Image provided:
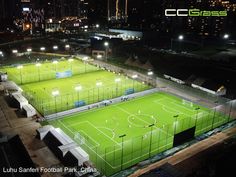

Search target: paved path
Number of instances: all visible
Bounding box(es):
[0,95,62,177]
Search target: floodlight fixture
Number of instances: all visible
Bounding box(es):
[35,63,41,67]
[52,60,58,64]
[53,45,58,50]
[75,85,82,91]
[147,71,153,76]
[17,65,23,69]
[223,34,229,39]
[52,90,60,96]
[12,49,18,54]
[178,35,184,40]
[115,78,121,83]
[40,47,45,51]
[132,74,138,79]
[27,48,32,52]
[68,58,74,62]
[96,81,103,87]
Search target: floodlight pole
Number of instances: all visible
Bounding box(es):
[116,81,119,96]
[84,61,87,73]
[37,66,40,81]
[97,87,100,101]
[54,96,57,113]
[195,107,200,127]
[148,124,155,158]
[228,101,233,123]
[36,64,41,81]
[119,134,126,170]
[211,101,218,129]
[104,42,109,61]
[17,66,23,84]
[20,69,23,84]
[173,115,179,135]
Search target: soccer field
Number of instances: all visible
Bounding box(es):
[49,91,228,176]
[21,70,149,115]
[0,58,151,115]
[0,59,99,84]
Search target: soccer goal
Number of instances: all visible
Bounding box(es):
[74,132,85,145]
[182,99,193,107]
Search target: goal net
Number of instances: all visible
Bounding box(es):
[182,99,193,107]
[74,132,85,145]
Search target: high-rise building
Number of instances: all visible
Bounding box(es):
[42,0,89,19]
[108,0,128,22]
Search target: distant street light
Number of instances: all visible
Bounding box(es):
[178,35,184,40]
[223,34,229,39]
[171,35,184,51]
[223,34,230,49]
[96,24,100,28]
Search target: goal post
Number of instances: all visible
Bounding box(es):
[182,99,193,107]
[74,132,85,145]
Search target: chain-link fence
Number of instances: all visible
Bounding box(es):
[22,79,149,115]
[54,97,235,177]
[3,58,99,85]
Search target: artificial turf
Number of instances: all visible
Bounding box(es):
[49,91,228,176]
[1,59,98,84]
[0,59,150,115]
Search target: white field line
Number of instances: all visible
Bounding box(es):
[68,121,120,146]
[153,100,190,117]
[114,105,172,137]
[57,120,119,169]
[58,120,100,147]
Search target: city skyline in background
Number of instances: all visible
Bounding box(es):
[0,0,235,38]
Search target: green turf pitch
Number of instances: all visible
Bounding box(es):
[49,92,228,176]
[0,59,150,115]
[0,59,98,84]
[21,70,150,115]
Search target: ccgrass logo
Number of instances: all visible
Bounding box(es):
[165,9,227,17]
